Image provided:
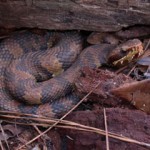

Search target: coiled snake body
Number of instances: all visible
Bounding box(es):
[0,30,138,118]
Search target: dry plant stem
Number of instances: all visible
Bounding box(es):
[144,39,150,52]
[33,125,50,147]
[33,125,48,141]
[127,65,136,76]
[0,140,4,150]
[0,112,149,141]
[1,112,150,148]
[104,108,110,150]
[115,66,128,74]
[0,121,10,150]
[17,82,101,150]
[33,125,42,135]
[0,36,9,39]
[3,118,150,148]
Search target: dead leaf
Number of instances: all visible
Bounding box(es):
[111,79,150,113]
[137,56,150,78]
[137,56,150,66]
[31,144,41,150]
[0,124,22,141]
[2,124,21,134]
[0,132,9,141]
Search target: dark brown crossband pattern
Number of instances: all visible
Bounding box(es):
[0,30,141,118]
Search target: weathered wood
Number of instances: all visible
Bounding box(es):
[0,0,150,31]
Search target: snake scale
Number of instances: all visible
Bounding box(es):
[0,30,141,118]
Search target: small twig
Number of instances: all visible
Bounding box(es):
[104,108,110,150]
[144,39,150,52]
[115,66,128,74]
[33,125,50,145]
[0,140,4,150]
[17,82,101,150]
[0,121,10,150]
[33,125,42,135]
[127,65,136,76]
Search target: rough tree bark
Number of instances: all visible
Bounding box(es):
[0,0,150,31]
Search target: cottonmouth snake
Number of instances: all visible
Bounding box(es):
[0,30,142,118]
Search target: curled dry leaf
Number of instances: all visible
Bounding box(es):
[111,79,150,113]
[0,124,22,141]
[87,32,119,45]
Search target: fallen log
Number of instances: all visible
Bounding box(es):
[0,0,150,31]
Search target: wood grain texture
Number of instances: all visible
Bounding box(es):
[0,0,150,31]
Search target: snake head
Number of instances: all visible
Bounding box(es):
[108,39,143,67]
